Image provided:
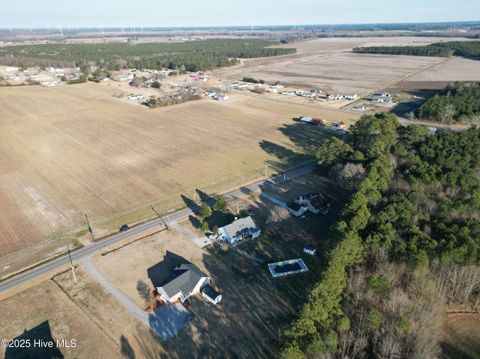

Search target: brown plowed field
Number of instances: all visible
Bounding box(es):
[0,83,357,266]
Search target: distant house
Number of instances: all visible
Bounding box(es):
[371,92,393,104]
[371,95,392,104]
[218,216,261,246]
[156,263,210,304]
[287,201,307,217]
[344,94,358,100]
[302,92,316,99]
[287,193,330,217]
[327,93,344,101]
[128,94,144,101]
[231,82,250,90]
[118,73,134,82]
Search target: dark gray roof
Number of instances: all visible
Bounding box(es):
[287,201,303,211]
[160,263,207,298]
[307,193,329,208]
[201,284,221,299]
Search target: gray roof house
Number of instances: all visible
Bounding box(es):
[157,263,210,304]
[218,216,261,246]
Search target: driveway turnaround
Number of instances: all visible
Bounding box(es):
[168,221,213,248]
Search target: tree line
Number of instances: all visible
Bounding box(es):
[280,113,480,358]
[353,41,480,59]
[0,39,296,72]
[415,82,480,123]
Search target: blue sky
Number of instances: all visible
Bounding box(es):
[2,0,479,28]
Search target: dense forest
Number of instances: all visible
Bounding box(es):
[415,82,480,123]
[281,113,480,358]
[353,41,480,58]
[0,39,295,72]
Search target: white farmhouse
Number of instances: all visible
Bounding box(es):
[218,216,261,246]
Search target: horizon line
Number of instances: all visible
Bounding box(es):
[1,19,480,31]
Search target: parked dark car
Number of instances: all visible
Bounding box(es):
[120,224,129,233]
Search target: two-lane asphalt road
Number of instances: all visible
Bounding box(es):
[0,162,314,293]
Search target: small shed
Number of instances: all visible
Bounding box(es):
[303,245,316,256]
[201,285,222,305]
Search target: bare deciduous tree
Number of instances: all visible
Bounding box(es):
[439,103,455,124]
[136,280,154,307]
[228,200,247,216]
[435,265,480,308]
[266,206,290,224]
[331,162,366,189]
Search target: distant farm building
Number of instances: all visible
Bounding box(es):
[299,116,326,126]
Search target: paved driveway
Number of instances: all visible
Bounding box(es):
[149,304,191,340]
[169,220,213,248]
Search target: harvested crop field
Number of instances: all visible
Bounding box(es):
[407,57,480,82]
[0,83,357,266]
[214,37,473,95]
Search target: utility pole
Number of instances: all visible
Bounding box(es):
[84,214,95,241]
[151,206,169,230]
[68,248,77,284]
